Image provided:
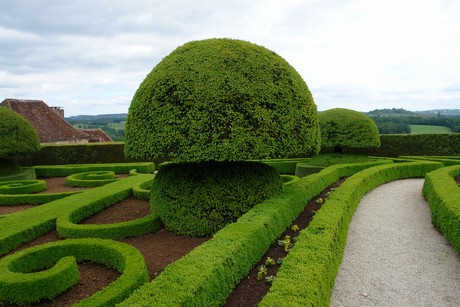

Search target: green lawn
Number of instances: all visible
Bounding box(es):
[409,125,454,134]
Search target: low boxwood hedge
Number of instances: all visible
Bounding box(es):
[33,162,155,178]
[119,161,389,306]
[0,180,47,194]
[0,175,154,256]
[66,171,117,187]
[259,160,442,306]
[423,165,460,254]
[0,238,148,305]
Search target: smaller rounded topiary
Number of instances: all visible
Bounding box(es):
[0,107,40,177]
[318,108,380,152]
[152,161,283,236]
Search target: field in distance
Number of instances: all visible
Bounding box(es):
[410,125,454,134]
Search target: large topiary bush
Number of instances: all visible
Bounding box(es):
[0,106,40,177]
[318,108,380,152]
[125,38,320,236]
[152,161,283,236]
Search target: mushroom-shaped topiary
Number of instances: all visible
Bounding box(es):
[318,108,380,152]
[0,106,41,178]
[125,38,320,236]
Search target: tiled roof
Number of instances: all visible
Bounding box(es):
[1,98,90,143]
[81,128,113,142]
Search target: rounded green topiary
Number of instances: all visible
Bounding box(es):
[318,108,380,152]
[0,107,40,176]
[152,161,283,236]
[124,38,320,162]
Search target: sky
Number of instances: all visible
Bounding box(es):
[1,0,459,116]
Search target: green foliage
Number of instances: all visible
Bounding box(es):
[0,238,148,305]
[34,162,154,177]
[260,158,310,174]
[349,134,460,156]
[0,180,46,194]
[423,165,460,254]
[119,162,383,306]
[319,108,380,151]
[152,161,283,236]
[125,38,320,162]
[306,153,376,167]
[19,142,144,166]
[0,175,154,256]
[260,160,442,307]
[0,106,40,162]
[66,171,117,187]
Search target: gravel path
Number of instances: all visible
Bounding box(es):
[330,179,460,307]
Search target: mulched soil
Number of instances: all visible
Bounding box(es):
[456,176,460,185]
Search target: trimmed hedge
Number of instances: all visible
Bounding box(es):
[423,165,460,254]
[0,167,36,182]
[0,175,154,256]
[319,108,380,151]
[125,38,320,162]
[66,171,117,187]
[119,161,388,306]
[0,106,40,162]
[34,162,155,177]
[0,238,148,305]
[261,158,310,175]
[0,180,46,194]
[19,142,144,166]
[400,155,460,166]
[152,161,283,236]
[259,160,442,307]
[0,191,81,206]
[342,134,460,156]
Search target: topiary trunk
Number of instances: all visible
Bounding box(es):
[151,161,283,236]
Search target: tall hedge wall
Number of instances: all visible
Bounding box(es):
[18,134,460,166]
[325,134,460,157]
[19,143,145,166]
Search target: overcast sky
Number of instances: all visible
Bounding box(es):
[1,0,459,116]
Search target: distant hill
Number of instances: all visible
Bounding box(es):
[367,108,460,117]
[66,113,127,123]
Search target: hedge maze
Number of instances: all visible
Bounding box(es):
[0,158,457,306]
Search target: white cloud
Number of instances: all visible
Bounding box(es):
[1,0,459,115]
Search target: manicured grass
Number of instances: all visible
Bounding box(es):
[409,125,454,134]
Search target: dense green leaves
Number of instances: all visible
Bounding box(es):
[151,161,283,236]
[0,106,40,161]
[125,38,320,162]
[318,108,380,152]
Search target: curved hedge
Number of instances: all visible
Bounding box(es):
[66,171,117,187]
[0,180,46,195]
[259,160,442,306]
[152,161,283,236]
[423,165,460,254]
[0,238,148,305]
[0,175,154,256]
[125,38,320,162]
[318,108,380,151]
[119,161,390,306]
[34,162,155,177]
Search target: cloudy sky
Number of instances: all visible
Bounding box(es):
[1,0,459,116]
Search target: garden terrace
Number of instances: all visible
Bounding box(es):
[0,157,458,305]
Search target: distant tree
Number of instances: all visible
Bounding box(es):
[125,38,320,236]
[319,108,380,152]
[0,106,40,176]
